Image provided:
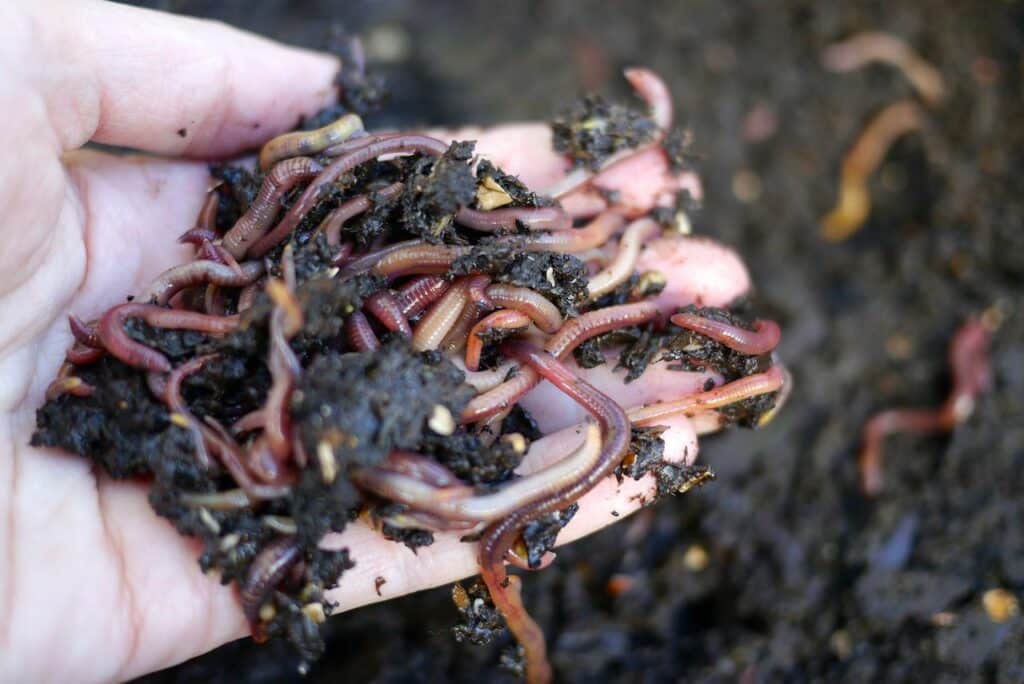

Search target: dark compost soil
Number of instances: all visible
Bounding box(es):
[133,1,1024,681]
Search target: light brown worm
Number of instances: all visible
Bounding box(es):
[525,211,625,253]
[412,278,471,351]
[821,99,922,242]
[258,113,365,170]
[629,364,786,426]
[587,218,661,299]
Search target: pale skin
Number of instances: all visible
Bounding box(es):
[0,2,753,681]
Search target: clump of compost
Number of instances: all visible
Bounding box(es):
[32,62,786,683]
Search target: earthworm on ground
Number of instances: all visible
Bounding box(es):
[820,99,922,242]
[823,31,947,107]
[858,318,992,495]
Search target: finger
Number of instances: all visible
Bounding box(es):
[432,123,702,210]
[24,0,339,155]
[561,147,702,218]
[521,361,718,434]
[518,232,751,433]
[436,123,571,190]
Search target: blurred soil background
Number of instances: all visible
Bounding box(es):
[131,1,1024,681]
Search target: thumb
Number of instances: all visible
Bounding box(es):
[20,0,340,157]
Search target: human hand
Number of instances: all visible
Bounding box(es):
[0,2,758,681]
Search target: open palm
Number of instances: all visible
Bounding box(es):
[0,2,755,682]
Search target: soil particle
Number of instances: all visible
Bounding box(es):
[210,163,261,229]
[291,339,474,472]
[501,405,543,442]
[399,141,477,242]
[551,93,657,169]
[616,425,668,482]
[126,319,211,362]
[420,430,523,485]
[452,580,506,646]
[379,516,435,551]
[451,242,589,315]
[31,357,194,479]
[661,127,698,174]
[473,159,556,209]
[520,504,579,569]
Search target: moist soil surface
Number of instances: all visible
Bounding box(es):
[133,2,1024,681]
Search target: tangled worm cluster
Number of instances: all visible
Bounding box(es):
[33,68,787,682]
